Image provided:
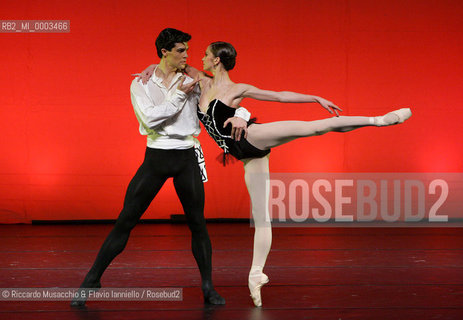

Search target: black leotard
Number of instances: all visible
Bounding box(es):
[197,99,270,163]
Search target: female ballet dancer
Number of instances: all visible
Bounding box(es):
[139,41,411,307]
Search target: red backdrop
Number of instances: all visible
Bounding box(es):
[1,0,462,223]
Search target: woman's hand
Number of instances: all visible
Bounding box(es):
[223,117,248,141]
[134,64,156,85]
[315,97,342,116]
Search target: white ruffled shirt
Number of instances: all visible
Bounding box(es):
[130,67,250,149]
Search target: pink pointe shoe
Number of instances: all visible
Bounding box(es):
[390,108,412,124]
[375,108,412,126]
[249,273,269,307]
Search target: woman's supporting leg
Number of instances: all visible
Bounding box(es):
[243,155,272,307]
[247,108,412,150]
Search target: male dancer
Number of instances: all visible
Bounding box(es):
[71,28,250,307]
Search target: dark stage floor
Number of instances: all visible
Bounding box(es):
[1,223,462,319]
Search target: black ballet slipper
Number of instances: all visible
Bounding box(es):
[70,281,101,308]
[203,288,226,305]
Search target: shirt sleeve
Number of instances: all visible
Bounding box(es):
[234,106,251,122]
[130,80,188,129]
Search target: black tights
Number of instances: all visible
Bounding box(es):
[82,147,213,290]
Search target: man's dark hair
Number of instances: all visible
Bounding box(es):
[209,41,237,71]
[155,28,191,58]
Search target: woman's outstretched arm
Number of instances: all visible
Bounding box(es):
[237,84,342,116]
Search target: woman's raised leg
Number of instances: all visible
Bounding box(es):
[247,108,411,150]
